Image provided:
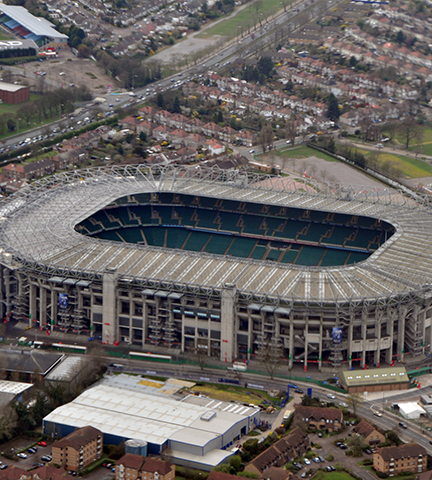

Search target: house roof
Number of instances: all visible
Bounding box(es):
[260,467,292,480]
[208,472,238,480]
[141,458,173,475]
[353,419,377,438]
[53,425,101,450]
[0,466,28,480]
[340,367,409,387]
[295,405,343,422]
[376,443,426,461]
[116,453,144,470]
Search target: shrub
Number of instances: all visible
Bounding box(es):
[326,454,334,462]
[345,450,353,456]
[363,458,373,466]
[376,472,388,478]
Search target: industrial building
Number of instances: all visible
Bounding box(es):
[2,165,432,370]
[0,83,29,104]
[339,367,410,393]
[43,374,261,470]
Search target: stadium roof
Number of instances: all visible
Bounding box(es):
[1,165,432,304]
[0,5,68,39]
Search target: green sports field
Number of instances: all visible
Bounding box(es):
[197,0,292,39]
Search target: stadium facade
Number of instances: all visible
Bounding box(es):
[0,165,431,370]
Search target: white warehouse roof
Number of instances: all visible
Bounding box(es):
[43,376,260,448]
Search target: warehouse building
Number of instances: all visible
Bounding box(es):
[43,375,260,470]
[339,367,410,393]
[0,83,29,104]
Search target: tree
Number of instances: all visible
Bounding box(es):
[347,434,366,457]
[258,123,274,153]
[256,338,283,379]
[172,96,181,114]
[347,392,364,415]
[257,56,274,77]
[398,116,423,149]
[326,93,340,122]
[157,92,164,108]
[285,118,297,146]
[195,345,207,370]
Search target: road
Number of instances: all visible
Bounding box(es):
[109,356,432,457]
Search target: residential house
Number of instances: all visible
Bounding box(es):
[176,146,197,162]
[51,426,103,472]
[219,126,237,142]
[205,139,225,155]
[152,125,172,142]
[373,444,426,476]
[202,122,221,137]
[119,116,140,132]
[294,406,343,432]
[52,148,89,170]
[353,420,385,446]
[115,454,174,480]
[235,130,256,147]
[245,427,309,476]
[3,159,55,181]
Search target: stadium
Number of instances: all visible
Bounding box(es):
[0,164,431,371]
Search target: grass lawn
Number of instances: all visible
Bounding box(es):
[360,149,432,178]
[313,471,357,480]
[197,0,293,39]
[0,95,37,115]
[190,384,273,405]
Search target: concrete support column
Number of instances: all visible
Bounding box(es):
[319,318,323,370]
[289,317,294,369]
[39,287,47,329]
[102,269,118,345]
[361,311,367,368]
[51,288,58,328]
[29,283,37,328]
[398,306,406,362]
[181,315,185,353]
[220,283,237,363]
[374,312,382,367]
[385,309,395,364]
[247,310,252,361]
[142,296,148,349]
[348,320,353,369]
[304,315,308,371]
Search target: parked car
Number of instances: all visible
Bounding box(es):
[41,455,52,462]
[304,459,311,465]
[38,441,47,447]
[313,458,320,463]
[0,465,8,470]
[318,432,323,438]
[319,456,325,463]
[27,448,36,454]
[340,444,348,450]
[17,453,27,459]
[339,402,348,408]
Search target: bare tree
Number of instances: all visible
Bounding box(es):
[257,338,283,379]
[285,118,297,146]
[398,116,423,150]
[195,345,208,370]
[347,392,364,415]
